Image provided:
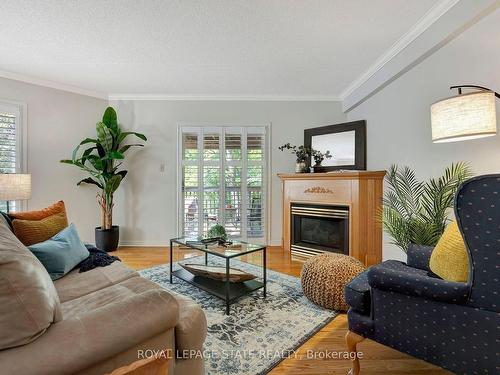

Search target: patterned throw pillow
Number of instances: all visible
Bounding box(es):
[12,211,68,246]
[429,221,469,282]
[8,200,66,220]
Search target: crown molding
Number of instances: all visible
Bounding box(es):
[108,94,342,102]
[0,70,342,102]
[0,70,108,99]
[339,0,460,101]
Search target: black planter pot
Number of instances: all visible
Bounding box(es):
[95,225,119,252]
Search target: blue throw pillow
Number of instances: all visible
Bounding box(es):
[28,223,90,280]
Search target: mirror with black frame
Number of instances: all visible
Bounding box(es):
[304,120,366,172]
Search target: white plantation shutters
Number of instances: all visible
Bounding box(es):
[0,103,23,211]
[179,126,267,243]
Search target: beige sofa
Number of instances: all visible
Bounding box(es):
[0,216,207,375]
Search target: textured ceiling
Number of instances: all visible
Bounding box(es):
[0,0,439,97]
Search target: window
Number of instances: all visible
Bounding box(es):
[0,102,24,211]
[179,126,267,242]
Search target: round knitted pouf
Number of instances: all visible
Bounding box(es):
[300,253,365,311]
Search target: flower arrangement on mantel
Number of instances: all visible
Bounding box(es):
[278,143,332,173]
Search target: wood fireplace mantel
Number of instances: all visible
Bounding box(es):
[278,171,386,265]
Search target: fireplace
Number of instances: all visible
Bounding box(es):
[279,172,385,265]
[291,203,349,257]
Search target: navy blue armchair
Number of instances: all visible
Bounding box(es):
[345,175,500,374]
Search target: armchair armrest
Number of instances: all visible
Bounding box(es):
[367,260,469,304]
[0,289,179,375]
[406,243,434,271]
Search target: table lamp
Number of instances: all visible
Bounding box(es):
[431,85,499,143]
[0,173,31,212]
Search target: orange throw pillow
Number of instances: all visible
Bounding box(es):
[12,212,69,246]
[9,201,66,221]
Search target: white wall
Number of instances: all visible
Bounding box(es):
[0,77,107,242]
[109,100,346,246]
[346,9,500,260]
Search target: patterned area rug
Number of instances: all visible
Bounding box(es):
[140,256,337,375]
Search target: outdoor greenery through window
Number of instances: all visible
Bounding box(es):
[0,103,21,211]
[180,126,267,242]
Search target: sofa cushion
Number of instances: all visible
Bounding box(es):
[61,275,207,353]
[28,223,90,280]
[61,276,166,318]
[345,268,371,315]
[54,261,138,303]
[0,215,62,350]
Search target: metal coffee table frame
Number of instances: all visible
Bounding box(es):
[169,237,267,315]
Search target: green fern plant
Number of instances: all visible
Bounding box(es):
[382,162,472,252]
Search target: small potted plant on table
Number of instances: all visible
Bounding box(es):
[61,107,147,251]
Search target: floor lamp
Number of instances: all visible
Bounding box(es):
[0,174,31,212]
[431,85,499,143]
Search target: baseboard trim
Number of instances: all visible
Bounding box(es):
[119,241,168,247]
[268,239,283,247]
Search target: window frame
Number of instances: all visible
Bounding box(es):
[176,123,270,244]
[0,99,28,211]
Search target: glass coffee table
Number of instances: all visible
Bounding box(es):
[169,237,266,315]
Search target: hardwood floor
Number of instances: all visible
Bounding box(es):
[115,246,450,375]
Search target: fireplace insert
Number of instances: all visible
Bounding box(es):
[290,203,349,257]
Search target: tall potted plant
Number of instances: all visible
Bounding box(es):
[381,162,472,252]
[61,107,147,251]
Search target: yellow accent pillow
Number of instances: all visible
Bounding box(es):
[429,221,469,282]
[12,211,68,246]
